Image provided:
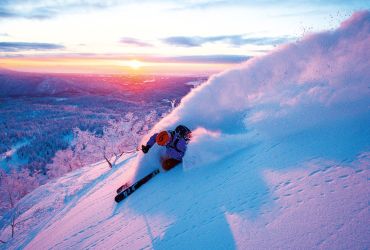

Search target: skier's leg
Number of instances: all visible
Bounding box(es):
[162,158,181,171]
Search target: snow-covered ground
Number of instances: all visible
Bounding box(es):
[0,132,368,249]
[1,11,369,249]
[0,141,29,171]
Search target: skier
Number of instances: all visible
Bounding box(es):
[115,125,191,202]
[141,125,191,171]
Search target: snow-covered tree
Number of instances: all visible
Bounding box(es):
[0,168,39,239]
[141,111,159,135]
[46,129,99,179]
[95,112,159,168]
[47,111,160,177]
[46,148,78,178]
[71,128,101,167]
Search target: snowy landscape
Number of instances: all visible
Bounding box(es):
[0,71,202,174]
[0,8,369,249]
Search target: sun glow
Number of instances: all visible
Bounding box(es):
[0,56,230,75]
[127,59,143,70]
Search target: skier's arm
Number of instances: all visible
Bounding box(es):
[146,133,158,147]
[142,133,158,153]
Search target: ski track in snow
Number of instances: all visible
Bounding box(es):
[1,141,368,250]
[231,155,369,249]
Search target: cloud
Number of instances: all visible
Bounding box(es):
[0,4,57,19]
[2,0,369,20]
[162,35,294,47]
[175,0,370,10]
[0,6,18,18]
[162,36,201,47]
[158,55,250,64]
[120,38,153,47]
[0,0,122,19]
[1,52,249,64]
[0,42,65,52]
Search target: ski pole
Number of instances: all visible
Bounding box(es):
[124,148,141,154]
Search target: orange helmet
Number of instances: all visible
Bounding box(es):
[156,131,171,146]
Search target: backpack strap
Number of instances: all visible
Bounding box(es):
[173,138,182,153]
[168,132,183,153]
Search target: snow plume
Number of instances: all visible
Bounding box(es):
[142,10,370,170]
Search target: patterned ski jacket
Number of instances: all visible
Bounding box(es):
[146,130,187,161]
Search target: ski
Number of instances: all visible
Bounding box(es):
[115,169,160,203]
[116,183,129,194]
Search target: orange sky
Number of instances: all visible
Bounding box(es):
[1,1,364,75]
[0,57,235,75]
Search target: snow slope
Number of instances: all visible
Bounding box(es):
[1,11,369,250]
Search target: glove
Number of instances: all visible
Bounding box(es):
[141,145,150,154]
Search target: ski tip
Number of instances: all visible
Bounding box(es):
[115,196,122,203]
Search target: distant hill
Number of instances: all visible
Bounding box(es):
[0,70,206,98]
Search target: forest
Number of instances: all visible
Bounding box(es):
[0,71,206,218]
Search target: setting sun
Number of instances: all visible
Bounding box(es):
[128,59,143,70]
